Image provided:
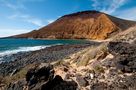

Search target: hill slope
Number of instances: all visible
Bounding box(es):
[13,11,136,40]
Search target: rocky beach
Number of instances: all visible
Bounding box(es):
[0,10,136,90]
[0,44,94,76]
[0,34,136,90]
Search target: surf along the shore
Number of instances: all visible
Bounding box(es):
[0,38,93,62]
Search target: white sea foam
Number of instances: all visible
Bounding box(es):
[0,45,50,57]
[0,43,62,63]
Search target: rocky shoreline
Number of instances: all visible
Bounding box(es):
[0,38,136,90]
[0,44,95,76]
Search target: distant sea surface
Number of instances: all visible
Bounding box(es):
[0,38,88,61]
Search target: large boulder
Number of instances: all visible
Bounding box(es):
[41,75,77,90]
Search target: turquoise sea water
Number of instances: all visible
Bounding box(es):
[0,38,88,57]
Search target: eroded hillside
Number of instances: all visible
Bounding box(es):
[13,11,136,40]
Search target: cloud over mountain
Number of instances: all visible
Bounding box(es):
[91,0,127,14]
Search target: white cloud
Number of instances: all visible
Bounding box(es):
[9,14,44,27]
[9,13,58,27]
[47,19,55,24]
[0,0,44,11]
[0,29,31,37]
[91,0,127,14]
[27,18,44,27]
[92,0,100,9]
[0,0,46,37]
[114,7,136,20]
[0,0,26,10]
[1,0,54,27]
[91,0,136,20]
[9,13,56,27]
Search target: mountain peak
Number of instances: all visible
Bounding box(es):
[62,10,101,17]
[13,11,136,40]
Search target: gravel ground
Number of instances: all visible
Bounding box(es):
[0,44,99,76]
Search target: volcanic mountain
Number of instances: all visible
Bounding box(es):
[13,11,136,40]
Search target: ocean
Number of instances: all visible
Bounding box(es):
[0,38,88,62]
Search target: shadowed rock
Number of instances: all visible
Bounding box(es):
[108,42,136,73]
[26,65,78,90]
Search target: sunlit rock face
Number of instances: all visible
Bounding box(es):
[13,10,136,40]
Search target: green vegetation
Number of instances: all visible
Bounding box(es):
[93,65,105,73]
[76,43,108,66]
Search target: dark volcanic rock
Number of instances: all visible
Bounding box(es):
[108,42,135,55]
[41,75,63,90]
[108,42,136,73]
[6,79,26,90]
[0,44,91,76]
[26,65,78,90]
[89,41,136,90]
[41,75,77,90]
[6,64,78,90]
[90,82,108,90]
[27,64,54,89]
[76,74,89,87]
[3,41,136,90]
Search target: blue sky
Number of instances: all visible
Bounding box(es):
[0,0,136,37]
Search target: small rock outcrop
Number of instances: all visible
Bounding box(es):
[6,64,78,90]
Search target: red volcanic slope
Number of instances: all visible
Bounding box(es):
[13,11,136,40]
